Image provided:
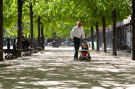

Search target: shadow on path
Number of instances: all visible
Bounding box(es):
[0,47,135,89]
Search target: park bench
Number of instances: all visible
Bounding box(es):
[33,48,38,53]
[22,47,41,55]
[3,49,22,59]
[22,48,31,56]
[22,47,35,56]
[35,47,42,51]
[3,38,22,59]
[30,48,35,53]
[21,38,34,56]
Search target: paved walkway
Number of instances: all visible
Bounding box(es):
[0,46,135,89]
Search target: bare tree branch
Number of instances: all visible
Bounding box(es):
[26,5,30,8]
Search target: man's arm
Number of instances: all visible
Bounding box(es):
[70,27,75,42]
[82,28,85,39]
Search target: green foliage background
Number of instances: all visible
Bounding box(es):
[3,0,132,39]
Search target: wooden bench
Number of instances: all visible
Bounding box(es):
[33,48,38,53]
[3,49,22,59]
[36,47,42,51]
[30,48,34,51]
[22,48,32,56]
[30,48,35,53]
[22,47,36,56]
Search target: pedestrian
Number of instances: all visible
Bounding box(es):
[70,21,85,60]
[3,35,6,46]
[22,36,31,50]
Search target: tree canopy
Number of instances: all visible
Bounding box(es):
[3,0,132,39]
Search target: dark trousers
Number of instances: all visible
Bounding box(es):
[73,37,80,59]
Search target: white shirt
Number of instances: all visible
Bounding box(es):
[70,26,85,39]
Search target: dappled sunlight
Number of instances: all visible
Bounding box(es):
[48,63,67,66]
[2,77,17,80]
[14,86,24,88]
[91,87,106,89]
[90,68,121,72]
[37,68,56,71]
[99,81,135,89]
[48,87,78,89]
[0,83,3,89]
[28,81,65,86]
[21,80,90,88]
[0,47,135,88]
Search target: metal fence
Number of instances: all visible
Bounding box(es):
[92,23,132,52]
[117,23,132,52]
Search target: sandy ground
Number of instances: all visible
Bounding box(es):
[0,46,135,89]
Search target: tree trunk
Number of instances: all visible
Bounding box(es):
[30,2,34,48]
[38,16,41,47]
[102,17,107,53]
[0,0,3,61]
[132,0,135,60]
[52,32,56,47]
[25,33,27,38]
[41,25,44,49]
[113,8,117,56]
[29,35,31,39]
[96,22,99,51]
[91,26,94,50]
[33,37,35,48]
[52,32,56,40]
[17,0,23,57]
[17,0,22,49]
[85,33,87,38]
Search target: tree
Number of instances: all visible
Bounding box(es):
[0,0,3,61]
[132,0,135,60]
[22,0,35,48]
[91,26,94,50]
[112,8,117,56]
[41,25,44,49]
[102,17,107,53]
[96,22,99,51]
[38,16,41,47]
[3,0,18,29]
[30,0,34,48]
[3,0,132,39]
[17,0,23,57]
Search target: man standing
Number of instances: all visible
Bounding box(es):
[70,21,85,60]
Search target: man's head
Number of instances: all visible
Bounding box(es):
[77,21,82,28]
[22,36,25,40]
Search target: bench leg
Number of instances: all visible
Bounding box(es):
[17,51,22,57]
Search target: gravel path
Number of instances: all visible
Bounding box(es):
[0,46,135,89]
